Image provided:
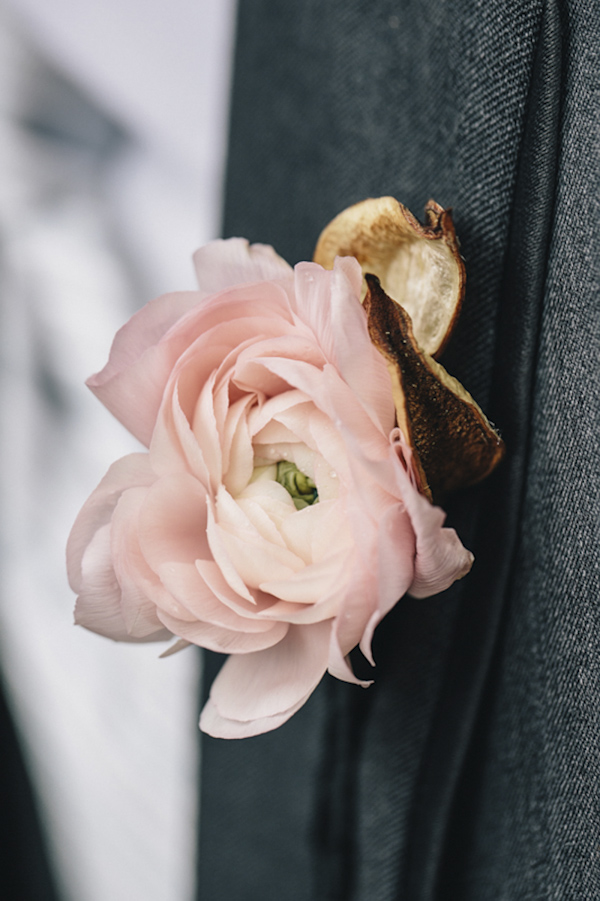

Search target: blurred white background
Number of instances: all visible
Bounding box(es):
[0,1,236,898]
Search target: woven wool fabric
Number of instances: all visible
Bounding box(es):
[198,1,600,899]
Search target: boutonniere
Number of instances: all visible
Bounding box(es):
[67,197,503,739]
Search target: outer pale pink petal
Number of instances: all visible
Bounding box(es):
[87,292,203,445]
[75,525,168,642]
[67,453,156,593]
[391,433,474,597]
[156,561,275,633]
[90,275,293,447]
[329,282,396,436]
[293,258,395,435]
[325,492,413,682]
[155,609,289,654]
[200,692,311,739]
[160,638,192,658]
[74,524,125,638]
[193,238,292,294]
[89,285,285,448]
[110,488,174,639]
[203,621,332,725]
[357,504,415,663]
[138,472,211,571]
[408,505,474,598]
[292,263,338,362]
[292,258,362,354]
[326,562,377,686]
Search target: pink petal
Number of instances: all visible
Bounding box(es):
[110,488,176,638]
[215,522,304,589]
[205,502,256,604]
[214,486,305,586]
[221,396,255,496]
[357,503,414,663]
[191,372,225,489]
[252,419,297,446]
[156,609,289,654]
[278,499,343,565]
[149,380,211,482]
[193,238,293,294]
[176,317,279,421]
[149,343,235,482]
[75,524,169,643]
[255,358,389,470]
[247,389,311,437]
[327,620,374,688]
[138,473,211,574]
[156,560,276,633]
[200,692,310,739]
[328,258,396,435]
[291,263,338,362]
[66,453,156,593]
[202,620,332,728]
[74,524,125,638]
[408,516,474,598]
[194,563,284,624]
[231,358,292,398]
[89,281,292,446]
[293,258,395,435]
[326,500,412,680]
[327,566,377,685]
[256,592,342,626]
[331,254,364,297]
[392,433,474,597]
[87,292,203,445]
[260,548,349,606]
[159,639,191,658]
[235,492,292,549]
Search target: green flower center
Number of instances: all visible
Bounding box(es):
[276,461,319,510]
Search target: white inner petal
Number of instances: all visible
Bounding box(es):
[213,389,350,602]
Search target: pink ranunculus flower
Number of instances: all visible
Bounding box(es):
[67,239,473,739]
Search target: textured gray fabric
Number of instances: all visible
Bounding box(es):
[199,1,600,898]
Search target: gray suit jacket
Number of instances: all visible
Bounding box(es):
[199,1,600,898]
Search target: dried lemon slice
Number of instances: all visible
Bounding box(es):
[364,275,504,501]
[314,196,465,358]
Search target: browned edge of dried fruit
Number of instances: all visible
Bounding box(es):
[364,275,505,502]
[314,196,466,359]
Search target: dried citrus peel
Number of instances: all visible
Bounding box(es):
[364,275,505,502]
[314,196,465,358]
